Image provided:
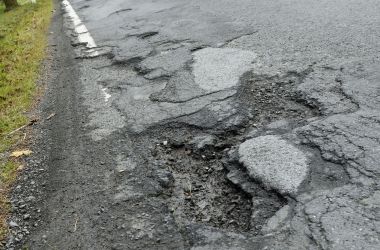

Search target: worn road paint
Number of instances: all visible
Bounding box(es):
[62,0,99,56]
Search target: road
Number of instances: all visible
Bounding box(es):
[6,0,380,249]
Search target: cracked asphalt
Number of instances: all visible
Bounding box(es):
[5,0,380,249]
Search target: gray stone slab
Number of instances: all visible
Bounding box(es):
[238,135,309,196]
[193,48,256,92]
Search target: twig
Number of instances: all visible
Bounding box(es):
[7,124,28,136]
[6,118,38,136]
[46,113,56,120]
[74,217,79,232]
[187,180,192,197]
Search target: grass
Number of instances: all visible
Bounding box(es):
[0,0,52,243]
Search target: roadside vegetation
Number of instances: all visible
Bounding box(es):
[0,0,52,243]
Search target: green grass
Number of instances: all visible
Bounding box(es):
[0,0,52,243]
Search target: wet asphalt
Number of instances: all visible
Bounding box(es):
[5,0,380,249]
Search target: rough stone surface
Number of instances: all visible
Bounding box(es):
[262,205,290,233]
[269,185,380,250]
[297,110,380,185]
[189,135,217,151]
[238,135,309,196]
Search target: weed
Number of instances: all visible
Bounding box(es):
[0,0,52,243]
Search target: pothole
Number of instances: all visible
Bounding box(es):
[237,69,319,128]
[135,67,325,236]
[140,69,322,235]
[146,126,287,234]
[153,140,253,233]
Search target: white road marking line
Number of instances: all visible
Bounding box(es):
[62,0,99,56]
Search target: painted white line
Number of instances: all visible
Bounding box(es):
[62,0,99,56]
[101,88,112,102]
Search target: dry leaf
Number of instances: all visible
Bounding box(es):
[17,165,25,171]
[10,150,32,158]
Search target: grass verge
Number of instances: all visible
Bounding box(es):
[0,0,52,243]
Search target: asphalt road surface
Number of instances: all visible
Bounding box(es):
[6,0,380,249]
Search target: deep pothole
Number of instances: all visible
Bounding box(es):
[143,69,321,234]
[147,128,287,234]
[153,140,253,233]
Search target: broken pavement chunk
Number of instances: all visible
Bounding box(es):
[238,135,309,196]
[193,47,256,92]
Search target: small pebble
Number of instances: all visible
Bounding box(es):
[9,221,19,228]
